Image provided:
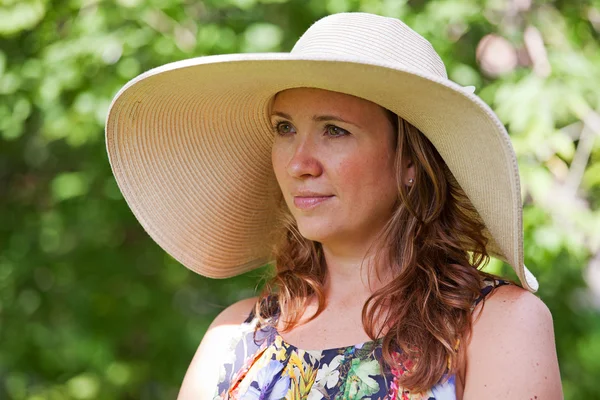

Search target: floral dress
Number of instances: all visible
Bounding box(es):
[214,280,507,399]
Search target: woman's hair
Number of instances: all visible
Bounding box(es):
[255,109,500,392]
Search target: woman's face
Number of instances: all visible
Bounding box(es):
[270,88,409,252]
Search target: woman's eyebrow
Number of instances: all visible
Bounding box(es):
[270,111,362,128]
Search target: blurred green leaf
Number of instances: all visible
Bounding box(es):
[51,172,90,202]
[0,0,46,36]
[66,373,100,400]
[242,23,284,52]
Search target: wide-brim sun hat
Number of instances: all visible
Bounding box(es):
[105,12,539,292]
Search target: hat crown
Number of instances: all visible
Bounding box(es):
[291,12,448,79]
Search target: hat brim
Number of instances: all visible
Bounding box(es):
[105,52,538,292]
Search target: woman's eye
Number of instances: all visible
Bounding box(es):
[271,121,294,135]
[325,125,348,137]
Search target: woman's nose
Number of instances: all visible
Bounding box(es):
[286,139,323,179]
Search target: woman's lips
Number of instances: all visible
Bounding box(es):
[293,195,334,209]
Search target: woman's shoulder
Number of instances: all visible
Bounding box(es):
[210,296,259,326]
[462,282,562,398]
[470,281,555,351]
[472,281,551,323]
[177,297,258,400]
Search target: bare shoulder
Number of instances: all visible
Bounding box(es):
[472,283,552,327]
[177,297,258,400]
[462,284,563,399]
[208,296,259,327]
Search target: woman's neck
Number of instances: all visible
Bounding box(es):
[320,244,392,305]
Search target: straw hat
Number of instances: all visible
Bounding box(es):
[105,12,539,292]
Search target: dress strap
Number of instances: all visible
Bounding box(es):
[472,278,510,310]
[243,307,256,324]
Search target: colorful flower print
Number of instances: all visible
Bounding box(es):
[215,280,508,399]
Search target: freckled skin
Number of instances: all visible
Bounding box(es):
[270,88,399,254]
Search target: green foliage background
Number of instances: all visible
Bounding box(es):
[1,0,599,398]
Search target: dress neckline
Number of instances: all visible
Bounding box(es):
[271,326,384,354]
[257,278,508,354]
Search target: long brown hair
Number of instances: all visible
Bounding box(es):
[256,109,499,392]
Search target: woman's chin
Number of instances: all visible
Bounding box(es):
[295,224,335,244]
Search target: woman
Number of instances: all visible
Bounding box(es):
[105,12,562,399]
